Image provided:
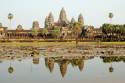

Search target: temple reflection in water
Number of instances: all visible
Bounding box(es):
[44,56,125,77]
[44,56,93,77]
[2,56,125,78]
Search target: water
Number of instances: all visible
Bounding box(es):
[0,56,125,83]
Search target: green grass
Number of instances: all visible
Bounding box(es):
[99,42,125,45]
[0,41,125,47]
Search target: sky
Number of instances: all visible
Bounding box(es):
[0,0,125,29]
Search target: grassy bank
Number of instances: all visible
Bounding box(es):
[99,42,125,45]
[0,41,125,47]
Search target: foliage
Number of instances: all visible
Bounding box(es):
[41,28,49,35]
[101,24,125,35]
[80,26,86,37]
[100,56,125,63]
[8,13,13,20]
[51,26,61,38]
[72,22,82,35]
[8,66,14,74]
[101,23,125,41]
[109,66,114,73]
[72,22,82,46]
[109,12,113,19]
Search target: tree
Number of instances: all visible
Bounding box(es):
[8,13,14,29]
[51,26,61,38]
[8,66,14,74]
[80,26,86,38]
[8,62,14,74]
[72,22,82,47]
[41,28,49,39]
[109,65,114,73]
[101,23,125,41]
[109,12,113,23]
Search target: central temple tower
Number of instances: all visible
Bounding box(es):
[58,8,69,27]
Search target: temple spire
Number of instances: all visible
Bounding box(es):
[48,12,54,21]
[78,13,84,26]
[44,12,54,28]
[58,7,69,26]
[71,18,75,24]
[32,21,40,30]
[60,61,68,78]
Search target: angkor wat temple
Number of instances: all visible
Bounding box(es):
[0,8,101,40]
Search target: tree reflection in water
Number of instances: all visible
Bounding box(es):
[8,66,14,74]
[100,56,125,73]
[8,62,14,74]
[109,65,114,73]
[100,56,125,63]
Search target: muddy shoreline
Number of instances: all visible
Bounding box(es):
[0,44,125,60]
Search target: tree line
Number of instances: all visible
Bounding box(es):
[101,24,125,41]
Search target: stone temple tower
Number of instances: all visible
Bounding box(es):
[48,12,54,25]
[58,8,69,27]
[32,21,40,31]
[71,18,76,24]
[44,12,54,29]
[78,14,84,26]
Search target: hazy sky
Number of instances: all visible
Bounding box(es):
[0,0,125,29]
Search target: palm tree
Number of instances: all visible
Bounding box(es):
[51,26,61,39]
[109,64,114,73]
[8,62,14,74]
[8,13,14,29]
[72,22,82,47]
[109,12,113,24]
[8,66,14,74]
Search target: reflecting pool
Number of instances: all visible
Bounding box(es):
[0,56,125,83]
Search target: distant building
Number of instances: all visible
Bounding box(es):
[78,14,84,26]
[32,21,40,31]
[85,25,102,38]
[44,8,85,38]
[44,12,54,29]
[16,25,24,31]
[0,27,7,39]
[0,8,103,40]
[58,8,69,27]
